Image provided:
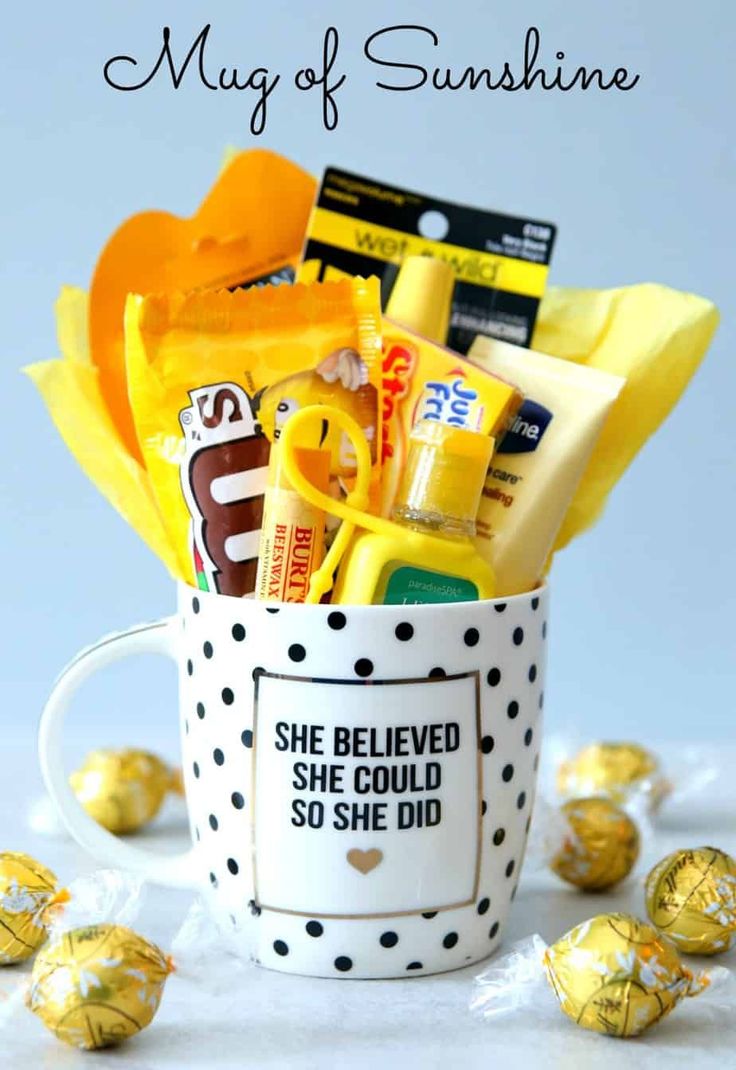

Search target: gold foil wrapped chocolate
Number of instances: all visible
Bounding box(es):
[551,797,640,891]
[27,923,172,1050]
[544,913,709,1037]
[645,846,736,955]
[0,852,58,964]
[70,749,183,834]
[557,742,670,812]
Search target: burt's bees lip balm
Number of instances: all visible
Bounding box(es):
[255,443,330,603]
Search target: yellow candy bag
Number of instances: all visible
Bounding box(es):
[89,148,316,461]
[124,277,383,595]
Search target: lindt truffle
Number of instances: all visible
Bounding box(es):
[543,913,710,1036]
[645,846,736,955]
[550,797,640,891]
[27,923,172,1050]
[0,852,58,964]
[69,749,183,834]
[472,912,723,1038]
[557,742,671,812]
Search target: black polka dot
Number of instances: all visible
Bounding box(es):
[273,940,288,956]
[354,658,373,678]
[185,720,189,735]
[531,596,539,611]
[209,871,217,886]
[209,813,218,831]
[380,931,399,948]
[442,932,459,949]
[480,735,495,754]
[524,728,533,747]
[428,667,446,678]
[477,897,490,915]
[395,622,414,641]
[513,627,524,646]
[266,606,280,614]
[542,621,548,639]
[407,961,423,970]
[464,628,479,647]
[528,664,537,683]
[507,700,519,720]
[306,921,323,937]
[334,956,353,972]
[487,667,501,687]
[517,791,527,810]
[525,815,532,834]
[213,748,225,766]
[249,900,261,917]
[534,754,540,772]
[196,702,205,719]
[221,687,234,705]
[539,692,545,709]
[493,828,506,846]
[192,597,200,614]
[481,800,487,816]
[511,884,518,901]
[422,912,437,919]
[494,603,507,613]
[231,623,246,642]
[502,764,514,783]
[252,666,265,681]
[231,792,244,810]
[288,644,306,662]
[186,659,194,676]
[193,761,200,778]
[489,922,499,939]
[227,858,239,875]
[505,860,515,878]
[241,729,253,748]
[203,641,213,659]
[328,611,346,630]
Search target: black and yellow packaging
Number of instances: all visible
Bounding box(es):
[298,167,557,351]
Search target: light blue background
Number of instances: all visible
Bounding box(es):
[1,1,733,782]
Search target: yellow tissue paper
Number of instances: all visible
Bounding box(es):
[534,283,719,553]
[26,278,718,589]
[24,287,181,578]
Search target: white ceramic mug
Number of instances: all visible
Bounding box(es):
[39,582,548,979]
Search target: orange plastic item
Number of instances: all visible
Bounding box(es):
[89,149,317,459]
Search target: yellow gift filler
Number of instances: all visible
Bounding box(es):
[279,405,496,605]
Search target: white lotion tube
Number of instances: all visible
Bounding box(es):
[469,337,624,596]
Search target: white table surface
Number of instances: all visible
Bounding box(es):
[3,739,735,1070]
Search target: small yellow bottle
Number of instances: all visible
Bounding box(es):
[333,420,495,605]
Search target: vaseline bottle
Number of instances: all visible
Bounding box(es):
[334,420,495,604]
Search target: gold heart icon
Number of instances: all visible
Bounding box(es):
[346,848,383,874]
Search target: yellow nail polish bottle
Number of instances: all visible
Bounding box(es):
[332,420,495,605]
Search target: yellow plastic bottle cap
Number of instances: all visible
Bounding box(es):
[396,420,493,534]
[385,256,455,345]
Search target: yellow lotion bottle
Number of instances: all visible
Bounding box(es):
[279,406,496,606]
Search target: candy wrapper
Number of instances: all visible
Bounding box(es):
[69,748,184,835]
[2,870,252,1051]
[124,277,383,593]
[0,853,64,965]
[526,795,647,891]
[646,847,736,955]
[471,913,733,1038]
[547,736,718,816]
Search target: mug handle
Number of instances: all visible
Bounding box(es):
[38,617,198,889]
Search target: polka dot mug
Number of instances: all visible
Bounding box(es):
[39,582,548,979]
